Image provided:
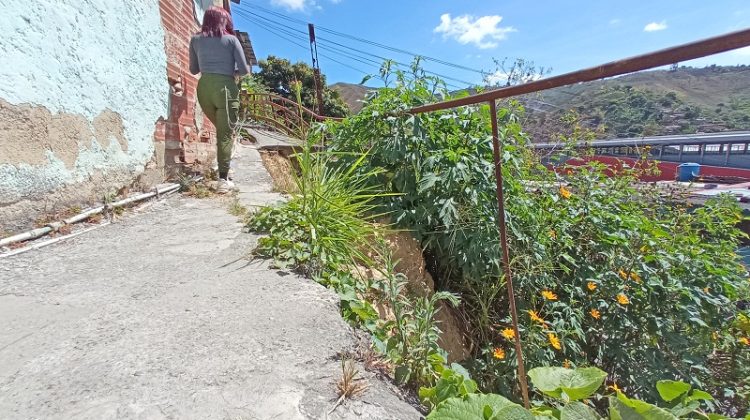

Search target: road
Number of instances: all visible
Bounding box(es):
[0,138,421,420]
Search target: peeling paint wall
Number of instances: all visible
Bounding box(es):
[0,0,168,229]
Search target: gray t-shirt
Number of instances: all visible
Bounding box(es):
[189,34,250,77]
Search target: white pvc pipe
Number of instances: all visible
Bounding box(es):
[0,182,185,249]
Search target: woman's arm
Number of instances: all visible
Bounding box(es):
[232,37,250,76]
[189,37,200,75]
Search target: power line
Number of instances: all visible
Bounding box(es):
[235,7,477,87]
[235,1,487,77]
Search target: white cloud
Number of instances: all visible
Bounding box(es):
[270,0,340,11]
[609,18,621,26]
[644,21,668,32]
[434,13,515,49]
[484,70,508,85]
[270,0,307,10]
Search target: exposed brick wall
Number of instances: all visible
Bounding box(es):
[155,0,221,169]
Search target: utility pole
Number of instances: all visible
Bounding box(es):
[308,23,325,116]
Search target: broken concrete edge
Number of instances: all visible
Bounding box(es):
[0,179,200,250]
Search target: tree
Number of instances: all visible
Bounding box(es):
[253,55,349,117]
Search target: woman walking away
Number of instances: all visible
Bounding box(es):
[189,6,249,193]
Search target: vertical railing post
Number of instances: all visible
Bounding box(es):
[488,100,530,408]
[725,143,731,165]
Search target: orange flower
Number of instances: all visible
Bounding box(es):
[493,347,506,360]
[587,281,597,291]
[590,309,601,319]
[527,310,546,325]
[541,290,558,301]
[501,328,516,340]
[618,270,628,280]
[563,359,571,368]
[559,186,572,199]
[548,333,562,350]
[740,337,750,346]
[549,229,557,240]
[703,287,710,294]
[617,294,630,305]
[629,272,642,283]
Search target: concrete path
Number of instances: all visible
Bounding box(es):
[0,141,422,419]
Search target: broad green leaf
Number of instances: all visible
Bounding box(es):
[426,394,533,420]
[609,395,678,420]
[531,405,560,419]
[656,380,691,402]
[560,402,601,420]
[685,389,713,403]
[528,367,607,401]
[394,365,411,384]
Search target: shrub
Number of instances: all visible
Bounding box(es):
[324,64,750,410]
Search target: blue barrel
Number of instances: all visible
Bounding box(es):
[676,163,701,181]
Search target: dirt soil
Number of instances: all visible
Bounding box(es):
[0,133,422,420]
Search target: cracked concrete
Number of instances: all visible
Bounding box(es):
[0,138,422,420]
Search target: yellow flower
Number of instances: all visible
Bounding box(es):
[629,272,641,283]
[501,328,516,340]
[703,287,710,294]
[587,281,597,291]
[640,245,649,253]
[608,383,622,393]
[559,186,572,199]
[493,347,506,360]
[527,310,546,325]
[548,333,562,350]
[541,290,558,301]
[563,359,571,368]
[617,294,630,305]
[740,337,750,346]
[712,331,719,341]
[590,309,601,319]
[618,270,628,280]
[549,229,557,240]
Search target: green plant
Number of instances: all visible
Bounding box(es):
[428,367,749,419]
[247,137,386,276]
[419,360,478,410]
[370,252,460,387]
[324,62,750,411]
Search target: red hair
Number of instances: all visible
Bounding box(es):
[200,6,234,37]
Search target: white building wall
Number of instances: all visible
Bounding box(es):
[0,0,168,223]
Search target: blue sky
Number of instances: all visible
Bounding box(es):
[232,0,750,87]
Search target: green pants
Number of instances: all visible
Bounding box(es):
[197,73,239,178]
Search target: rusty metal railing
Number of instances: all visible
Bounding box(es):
[240,91,343,139]
[404,28,750,408]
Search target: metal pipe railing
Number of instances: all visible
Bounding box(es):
[403,27,750,407]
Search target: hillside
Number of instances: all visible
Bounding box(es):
[332,66,750,140]
[522,65,750,140]
[330,82,373,114]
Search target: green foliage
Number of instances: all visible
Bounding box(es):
[253,55,349,117]
[428,367,748,419]
[426,393,533,420]
[528,367,607,402]
[247,139,383,275]
[323,63,750,411]
[419,360,479,409]
[372,253,460,386]
[245,132,461,395]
